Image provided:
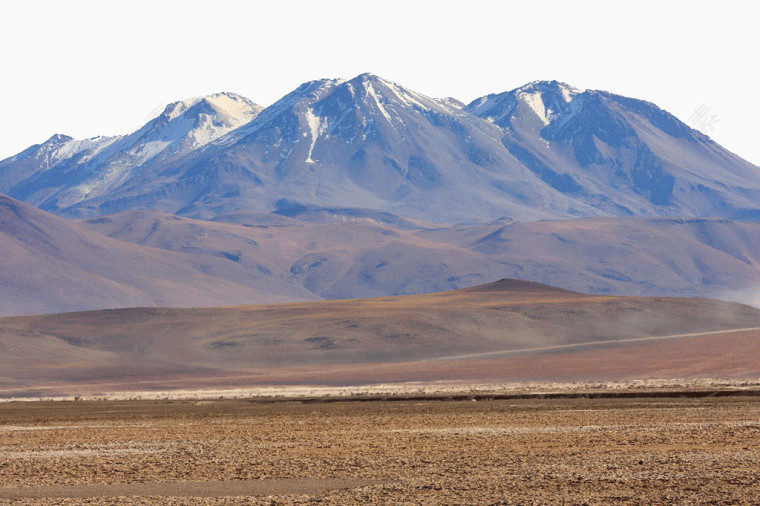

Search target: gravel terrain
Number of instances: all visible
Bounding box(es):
[2,394,760,504]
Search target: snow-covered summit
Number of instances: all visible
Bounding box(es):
[2,92,262,210]
[0,133,118,194]
[43,133,74,145]
[224,79,343,145]
[514,81,582,126]
[3,75,760,223]
[144,92,262,152]
[347,73,461,114]
[160,92,261,127]
[30,133,116,160]
[514,80,582,101]
[465,80,584,128]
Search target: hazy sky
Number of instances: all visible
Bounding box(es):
[1,0,756,164]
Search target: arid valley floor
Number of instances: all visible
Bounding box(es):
[2,280,760,503]
[2,390,760,504]
[3,279,760,398]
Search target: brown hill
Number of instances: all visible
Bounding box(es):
[0,195,314,315]
[6,191,760,317]
[81,210,760,303]
[1,280,758,397]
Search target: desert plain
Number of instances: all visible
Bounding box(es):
[2,389,760,504]
[2,280,760,503]
[3,279,760,398]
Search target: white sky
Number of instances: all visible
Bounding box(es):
[1,0,756,165]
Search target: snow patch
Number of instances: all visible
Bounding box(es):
[519,91,551,126]
[203,93,260,127]
[135,140,171,160]
[560,84,581,103]
[304,107,328,164]
[364,82,393,124]
[162,92,259,131]
[466,98,491,118]
[437,97,465,110]
[386,82,431,111]
[39,136,118,170]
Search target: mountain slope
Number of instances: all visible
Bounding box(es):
[81,209,760,303]
[0,194,311,316]
[3,93,261,216]
[427,217,760,302]
[0,134,118,195]
[64,74,586,221]
[465,80,760,218]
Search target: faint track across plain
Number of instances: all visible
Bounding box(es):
[431,327,760,361]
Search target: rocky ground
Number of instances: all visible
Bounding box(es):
[1,393,760,504]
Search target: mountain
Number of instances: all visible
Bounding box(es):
[423,216,760,303]
[3,74,756,222]
[77,209,760,304]
[465,80,760,218]
[51,74,578,221]
[0,134,117,195]
[2,279,759,395]
[79,206,760,302]
[1,92,261,215]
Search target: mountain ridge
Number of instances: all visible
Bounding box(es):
[3,73,757,223]
[1,92,262,215]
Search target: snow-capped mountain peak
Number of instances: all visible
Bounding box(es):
[347,73,455,114]
[465,80,584,128]
[157,92,261,130]
[2,92,263,211]
[2,133,116,171]
[514,80,582,100]
[0,133,116,194]
[43,133,74,145]
[3,75,759,224]
[227,79,342,142]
